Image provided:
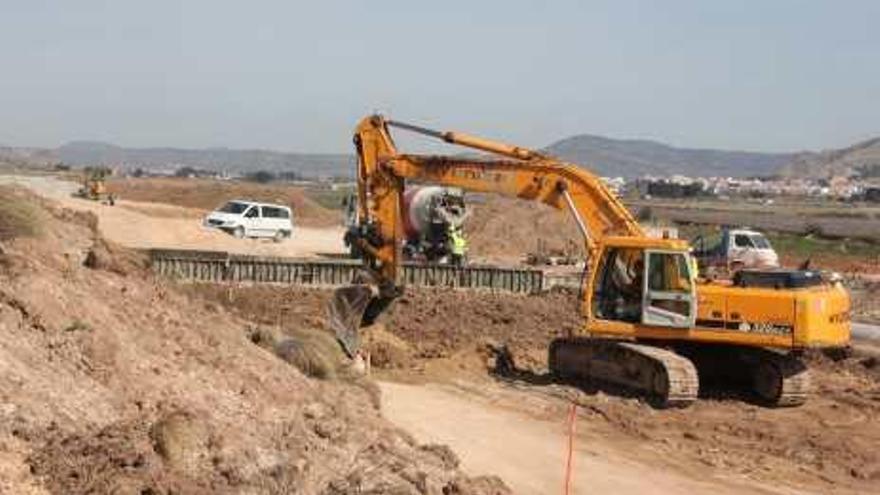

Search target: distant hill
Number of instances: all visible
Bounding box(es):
[544,134,797,178]
[778,137,880,179]
[5,132,879,180]
[57,141,354,178]
[0,145,59,166]
[53,136,804,180]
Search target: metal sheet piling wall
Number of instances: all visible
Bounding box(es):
[148,249,544,294]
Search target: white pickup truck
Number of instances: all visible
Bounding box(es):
[691,228,780,276]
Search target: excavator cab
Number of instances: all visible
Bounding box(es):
[590,241,696,329]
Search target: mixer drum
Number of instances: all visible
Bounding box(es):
[402,186,467,239]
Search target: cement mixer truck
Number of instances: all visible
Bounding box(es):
[343,186,468,264]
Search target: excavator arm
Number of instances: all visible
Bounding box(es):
[331,115,644,355]
[349,115,643,284]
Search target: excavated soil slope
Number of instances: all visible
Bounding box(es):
[464,195,584,264]
[107,177,338,227]
[194,284,880,494]
[0,187,508,495]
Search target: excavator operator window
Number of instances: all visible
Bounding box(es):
[642,251,695,327]
[592,247,644,323]
[647,252,692,293]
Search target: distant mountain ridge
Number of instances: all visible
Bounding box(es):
[57,141,354,178]
[5,133,879,180]
[57,136,800,179]
[778,137,880,179]
[543,134,798,178]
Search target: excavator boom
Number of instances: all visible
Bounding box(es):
[348,115,645,285]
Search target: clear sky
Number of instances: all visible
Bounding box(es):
[2,0,878,153]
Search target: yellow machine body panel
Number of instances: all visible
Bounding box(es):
[696,282,850,348]
[586,282,850,349]
[793,284,851,347]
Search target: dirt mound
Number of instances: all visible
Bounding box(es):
[465,195,584,264]
[83,236,150,276]
[385,288,582,370]
[29,416,216,494]
[780,252,880,276]
[107,177,338,227]
[181,284,582,369]
[0,195,509,494]
[274,329,345,380]
[181,284,330,329]
[0,186,49,241]
[364,324,415,370]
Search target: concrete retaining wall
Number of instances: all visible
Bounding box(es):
[148,249,545,294]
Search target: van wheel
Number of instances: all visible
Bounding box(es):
[233,227,245,239]
[273,230,287,243]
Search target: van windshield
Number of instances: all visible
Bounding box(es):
[218,201,249,214]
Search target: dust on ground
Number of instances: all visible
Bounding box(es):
[0,186,509,494]
[380,380,786,495]
[1,175,347,258]
[196,283,880,494]
[107,177,339,227]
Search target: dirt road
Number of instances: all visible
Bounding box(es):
[380,381,803,495]
[0,175,346,257]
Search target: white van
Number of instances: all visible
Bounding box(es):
[204,200,293,241]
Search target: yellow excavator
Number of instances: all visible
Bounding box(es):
[75,167,115,204]
[331,115,851,407]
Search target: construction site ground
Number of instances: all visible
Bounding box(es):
[2,174,879,494]
[0,184,513,494]
[185,283,880,495]
[0,175,346,258]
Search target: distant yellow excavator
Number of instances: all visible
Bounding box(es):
[74,168,115,204]
[331,115,851,407]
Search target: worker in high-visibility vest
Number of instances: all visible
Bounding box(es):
[449,226,467,266]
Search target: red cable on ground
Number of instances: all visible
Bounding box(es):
[564,402,577,495]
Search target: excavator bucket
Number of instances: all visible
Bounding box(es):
[328,283,400,358]
[328,285,374,358]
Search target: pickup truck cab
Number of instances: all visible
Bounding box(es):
[692,228,779,276]
[204,200,293,241]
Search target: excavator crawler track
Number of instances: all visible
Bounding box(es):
[549,338,699,408]
[748,350,811,407]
